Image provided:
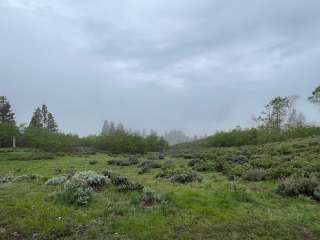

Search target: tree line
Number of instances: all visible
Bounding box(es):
[0,97,168,153]
[205,86,320,147]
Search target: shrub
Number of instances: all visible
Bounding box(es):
[0,175,14,183]
[276,175,319,197]
[89,160,98,165]
[141,187,166,206]
[73,171,108,189]
[187,159,203,167]
[103,170,143,191]
[226,155,249,164]
[313,185,320,200]
[53,171,108,206]
[107,157,139,166]
[277,144,291,155]
[58,178,92,206]
[214,159,228,173]
[13,174,43,182]
[171,170,202,183]
[157,169,202,184]
[45,176,68,186]
[192,162,215,172]
[242,169,267,181]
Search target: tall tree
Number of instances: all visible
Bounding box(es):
[47,113,58,132]
[29,107,43,128]
[29,105,58,132]
[0,96,15,124]
[308,86,320,106]
[260,97,290,130]
[41,104,49,128]
[101,120,110,135]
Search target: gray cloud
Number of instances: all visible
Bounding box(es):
[1,0,320,136]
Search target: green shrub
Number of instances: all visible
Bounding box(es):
[89,159,98,165]
[141,187,166,206]
[277,144,291,155]
[53,171,108,206]
[0,175,14,183]
[107,157,139,166]
[73,171,108,189]
[13,174,44,182]
[187,158,203,167]
[57,178,92,206]
[45,176,68,186]
[103,170,143,191]
[157,169,202,184]
[313,185,320,200]
[276,175,319,197]
[242,169,267,181]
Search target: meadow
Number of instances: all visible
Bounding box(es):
[1,137,320,239]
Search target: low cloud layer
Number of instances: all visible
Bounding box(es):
[1,0,320,136]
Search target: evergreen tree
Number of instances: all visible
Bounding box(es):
[47,113,58,132]
[0,96,15,124]
[41,104,49,128]
[29,107,43,128]
[309,86,320,106]
[101,120,110,135]
[29,105,58,132]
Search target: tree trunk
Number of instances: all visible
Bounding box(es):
[12,136,16,149]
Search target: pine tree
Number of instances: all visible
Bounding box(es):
[29,105,58,132]
[0,96,15,124]
[29,107,43,128]
[41,104,49,129]
[47,113,58,132]
[101,120,110,135]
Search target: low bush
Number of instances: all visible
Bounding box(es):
[276,175,319,197]
[107,156,139,166]
[53,171,108,206]
[57,178,92,206]
[138,160,162,174]
[242,169,267,181]
[140,187,166,206]
[13,174,44,182]
[73,171,108,190]
[102,170,143,191]
[157,169,202,184]
[89,159,98,165]
[45,176,68,186]
[192,162,215,172]
[277,144,292,155]
[187,158,203,167]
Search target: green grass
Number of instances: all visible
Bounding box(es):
[1,141,320,239]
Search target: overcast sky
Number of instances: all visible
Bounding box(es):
[1,0,320,136]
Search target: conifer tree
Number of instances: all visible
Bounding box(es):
[29,107,43,128]
[0,96,15,124]
[47,112,58,132]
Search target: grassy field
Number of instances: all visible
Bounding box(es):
[1,138,320,239]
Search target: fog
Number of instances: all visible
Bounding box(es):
[1,0,320,136]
